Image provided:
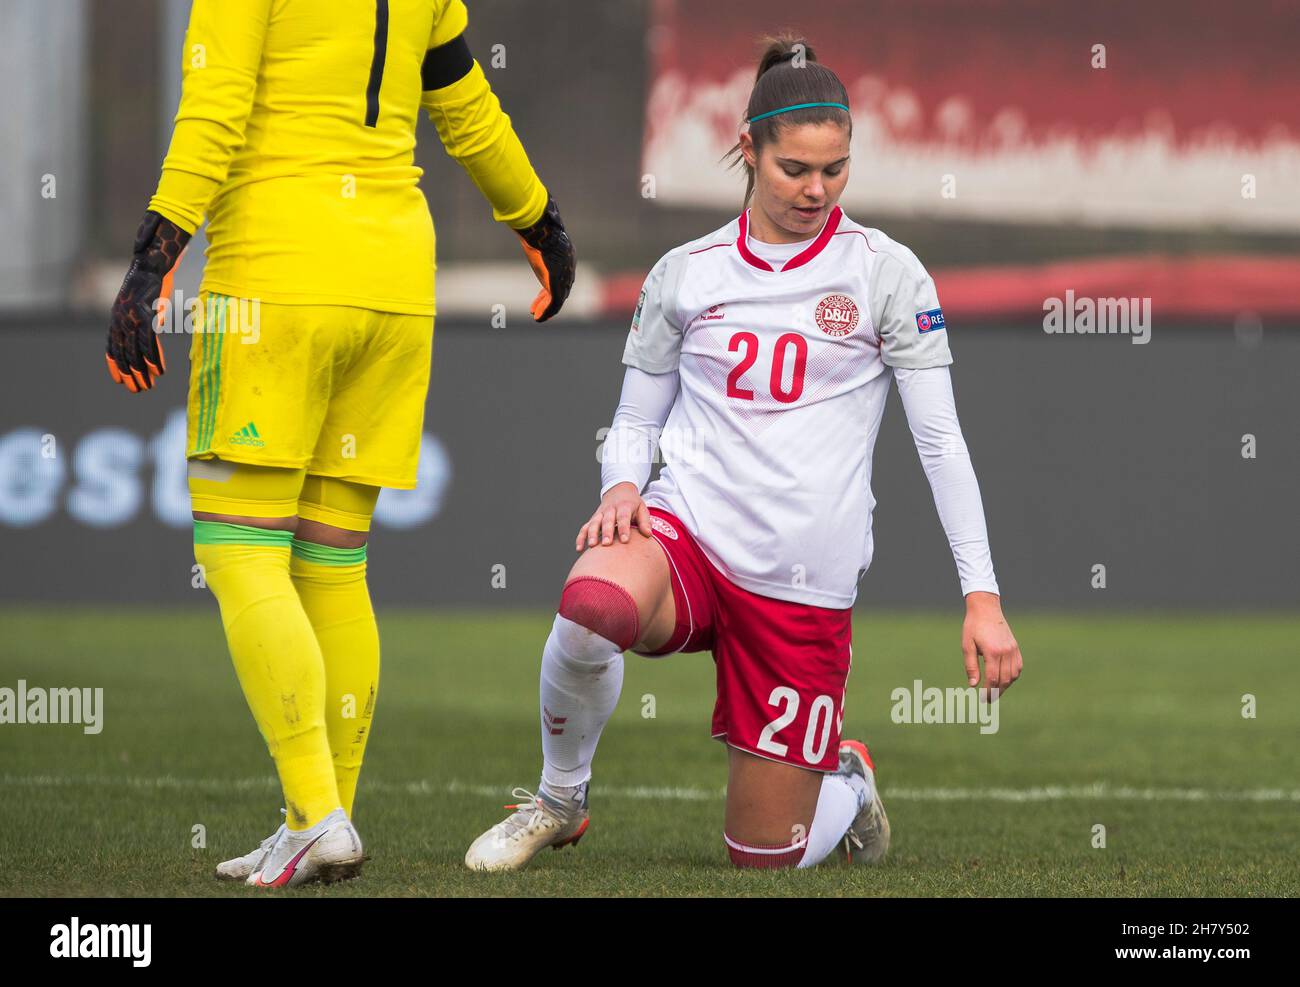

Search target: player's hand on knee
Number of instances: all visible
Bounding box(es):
[576,504,610,550]
[612,496,653,544]
[575,482,651,551]
[633,499,652,539]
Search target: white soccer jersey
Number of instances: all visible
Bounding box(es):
[621,206,959,609]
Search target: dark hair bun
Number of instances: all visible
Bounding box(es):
[757,35,818,77]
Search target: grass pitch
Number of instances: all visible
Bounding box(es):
[1,608,1296,897]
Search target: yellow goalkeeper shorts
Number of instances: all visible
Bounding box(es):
[186,293,433,489]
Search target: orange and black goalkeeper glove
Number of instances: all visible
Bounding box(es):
[106,210,190,392]
[515,195,576,322]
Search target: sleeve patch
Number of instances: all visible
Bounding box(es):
[916,308,946,333]
[631,287,647,333]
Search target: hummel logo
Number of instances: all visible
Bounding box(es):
[688,303,726,329]
[543,705,567,736]
[230,421,265,448]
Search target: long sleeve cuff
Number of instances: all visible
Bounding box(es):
[148,169,220,235]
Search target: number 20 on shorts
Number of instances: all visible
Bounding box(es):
[757,687,837,765]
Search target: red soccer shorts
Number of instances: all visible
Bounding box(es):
[636,507,853,772]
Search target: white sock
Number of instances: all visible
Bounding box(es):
[797,771,871,868]
[538,614,624,792]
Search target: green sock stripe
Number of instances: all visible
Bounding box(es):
[193,520,295,546]
[291,540,368,566]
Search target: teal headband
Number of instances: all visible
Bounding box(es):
[746,101,850,124]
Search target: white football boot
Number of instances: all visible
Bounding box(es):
[246,808,364,888]
[215,809,286,882]
[464,786,590,872]
[838,739,891,864]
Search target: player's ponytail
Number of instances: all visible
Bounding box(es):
[723,33,852,210]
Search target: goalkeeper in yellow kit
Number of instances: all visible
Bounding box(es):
[104,0,575,888]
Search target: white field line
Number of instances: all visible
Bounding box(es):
[2,774,1297,804]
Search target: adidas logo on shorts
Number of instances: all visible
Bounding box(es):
[229,422,265,448]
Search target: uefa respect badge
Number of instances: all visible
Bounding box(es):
[916,307,946,333]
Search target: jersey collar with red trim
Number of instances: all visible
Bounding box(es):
[735,205,843,273]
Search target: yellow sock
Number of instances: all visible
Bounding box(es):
[290,541,379,818]
[194,521,340,830]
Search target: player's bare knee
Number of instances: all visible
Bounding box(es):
[294,517,367,549]
[558,576,642,651]
[192,510,298,533]
[296,476,378,548]
[630,592,678,656]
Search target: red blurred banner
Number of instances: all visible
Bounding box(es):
[600,253,1300,322]
[643,0,1300,231]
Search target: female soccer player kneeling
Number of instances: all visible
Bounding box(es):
[465,34,1023,872]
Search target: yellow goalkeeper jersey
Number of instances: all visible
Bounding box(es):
[149,0,547,316]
